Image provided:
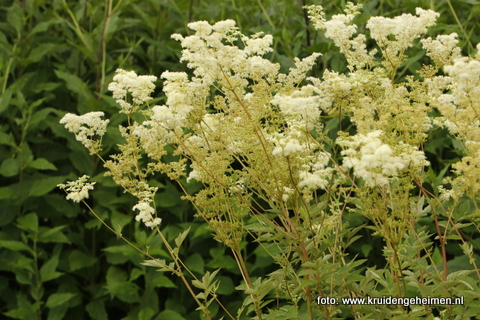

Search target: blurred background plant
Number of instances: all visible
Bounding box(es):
[1,0,480,319]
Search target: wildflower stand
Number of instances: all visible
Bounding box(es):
[59,3,480,319]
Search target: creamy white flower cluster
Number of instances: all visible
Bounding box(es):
[57,175,96,203]
[108,69,157,113]
[366,8,438,71]
[421,33,462,67]
[127,18,327,203]
[60,112,109,155]
[298,152,332,191]
[133,200,161,229]
[338,131,428,187]
[427,45,480,198]
[307,3,438,73]
[305,3,374,69]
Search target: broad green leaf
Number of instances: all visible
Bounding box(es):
[156,182,181,207]
[17,213,38,233]
[156,310,186,320]
[129,268,143,282]
[0,186,15,200]
[138,308,154,320]
[0,85,13,114]
[216,275,235,295]
[47,304,69,320]
[0,158,20,177]
[0,132,16,147]
[7,2,23,36]
[0,240,30,252]
[185,253,205,276]
[27,43,58,63]
[38,226,70,243]
[29,176,67,197]
[69,150,93,175]
[45,293,76,308]
[54,69,90,97]
[110,210,132,234]
[103,244,137,257]
[40,253,63,282]
[68,250,97,271]
[29,107,61,129]
[105,266,140,303]
[86,300,108,320]
[151,275,177,288]
[31,19,61,34]
[28,158,57,171]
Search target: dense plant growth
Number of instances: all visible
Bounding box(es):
[2,0,480,319]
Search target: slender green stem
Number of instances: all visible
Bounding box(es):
[61,0,94,54]
[232,248,263,320]
[446,0,474,54]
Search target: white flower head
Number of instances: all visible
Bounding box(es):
[60,112,109,154]
[421,33,461,67]
[339,131,428,187]
[57,175,96,203]
[108,69,157,113]
[133,201,161,228]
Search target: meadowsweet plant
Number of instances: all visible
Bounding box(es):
[59,3,480,319]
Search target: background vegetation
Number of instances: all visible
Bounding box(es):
[1,0,479,319]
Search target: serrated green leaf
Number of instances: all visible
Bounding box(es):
[174,226,191,248]
[266,305,298,319]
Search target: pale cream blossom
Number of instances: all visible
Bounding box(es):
[108,69,157,113]
[57,175,96,203]
[339,131,428,187]
[60,112,109,155]
[133,201,161,228]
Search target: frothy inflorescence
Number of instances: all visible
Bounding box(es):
[108,69,157,114]
[57,175,96,203]
[338,131,428,187]
[56,4,480,318]
[59,112,109,155]
[59,2,478,244]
